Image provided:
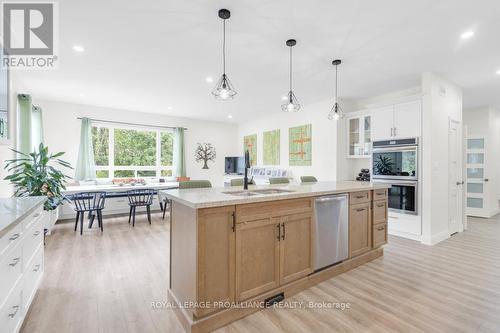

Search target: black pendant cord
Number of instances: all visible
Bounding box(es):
[222,19,226,76]
[335,64,338,102]
[289,46,292,93]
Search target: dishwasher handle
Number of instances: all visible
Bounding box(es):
[315,196,347,203]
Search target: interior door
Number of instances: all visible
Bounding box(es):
[371,106,394,140]
[466,137,488,217]
[393,100,422,139]
[448,120,463,234]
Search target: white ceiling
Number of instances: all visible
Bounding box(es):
[15,0,500,123]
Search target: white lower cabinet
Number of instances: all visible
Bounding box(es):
[0,204,44,333]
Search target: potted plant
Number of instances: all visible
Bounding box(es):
[4,143,72,230]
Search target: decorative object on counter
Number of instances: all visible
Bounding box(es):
[263,129,280,165]
[243,134,257,166]
[195,143,216,169]
[212,9,237,100]
[356,168,371,182]
[176,176,191,182]
[328,59,344,120]
[4,143,72,211]
[301,176,318,183]
[289,124,312,166]
[281,39,300,113]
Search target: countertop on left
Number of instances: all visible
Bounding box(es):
[0,196,46,237]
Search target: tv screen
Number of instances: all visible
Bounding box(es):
[225,156,245,174]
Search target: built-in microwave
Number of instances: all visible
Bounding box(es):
[372,138,418,181]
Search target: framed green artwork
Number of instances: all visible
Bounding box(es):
[289,124,312,166]
[243,134,257,166]
[263,129,280,165]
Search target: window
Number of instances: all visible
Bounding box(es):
[91,124,174,179]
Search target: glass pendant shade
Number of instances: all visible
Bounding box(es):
[212,74,237,100]
[281,90,300,112]
[328,101,342,120]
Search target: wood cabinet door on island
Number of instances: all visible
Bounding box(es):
[349,202,372,258]
[279,212,314,285]
[235,218,280,301]
[197,206,236,317]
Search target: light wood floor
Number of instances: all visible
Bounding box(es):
[22,213,500,333]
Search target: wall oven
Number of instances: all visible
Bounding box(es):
[372,138,419,215]
[372,138,418,180]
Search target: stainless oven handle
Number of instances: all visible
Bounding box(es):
[372,147,418,153]
[373,179,418,186]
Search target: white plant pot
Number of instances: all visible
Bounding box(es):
[44,207,60,235]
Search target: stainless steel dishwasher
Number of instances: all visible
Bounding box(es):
[314,194,349,270]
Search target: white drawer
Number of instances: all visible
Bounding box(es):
[0,222,23,258]
[23,205,43,231]
[23,218,43,266]
[0,244,23,309]
[0,284,23,333]
[22,246,43,315]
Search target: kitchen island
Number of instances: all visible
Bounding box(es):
[163,181,390,333]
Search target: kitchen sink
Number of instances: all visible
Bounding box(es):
[222,191,259,197]
[251,189,295,195]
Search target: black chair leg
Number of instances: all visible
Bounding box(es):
[89,214,95,229]
[128,206,133,224]
[75,211,80,231]
[132,206,136,227]
[80,211,84,235]
[162,200,167,220]
[147,205,151,224]
[97,210,103,232]
[159,202,164,212]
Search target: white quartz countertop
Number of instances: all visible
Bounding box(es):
[162,181,390,209]
[0,197,46,237]
[63,182,179,194]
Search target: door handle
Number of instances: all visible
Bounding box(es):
[456,181,464,185]
[8,305,20,318]
[394,127,397,137]
[9,233,20,241]
[484,179,489,182]
[281,223,285,240]
[356,208,366,212]
[231,212,235,232]
[276,224,281,241]
[9,257,20,267]
[390,128,394,137]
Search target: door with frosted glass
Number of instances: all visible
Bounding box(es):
[466,137,488,217]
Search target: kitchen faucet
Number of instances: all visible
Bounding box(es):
[244,150,251,190]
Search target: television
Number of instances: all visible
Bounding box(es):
[225,156,245,175]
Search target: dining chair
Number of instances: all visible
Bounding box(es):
[72,191,106,235]
[127,189,155,227]
[178,180,212,189]
[300,176,318,183]
[268,177,290,185]
[230,178,254,186]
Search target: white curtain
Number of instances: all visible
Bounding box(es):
[74,117,96,181]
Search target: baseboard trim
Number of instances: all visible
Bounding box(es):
[388,229,421,241]
[421,229,450,246]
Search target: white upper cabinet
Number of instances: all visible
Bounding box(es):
[371,100,421,141]
[347,114,371,158]
[393,100,421,139]
[371,106,394,141]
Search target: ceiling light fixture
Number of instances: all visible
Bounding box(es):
[281,39,300,113]
[460,31,474,40]
[72,45,85,53]
[212,9,237,101]
[328,59,343,121]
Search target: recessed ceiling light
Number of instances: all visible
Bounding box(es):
[72,45,85,53]
[79,93,85,97]
[227,114,233,119]
[460,31,474,40]
[167,106,173,110]
[281,96,287,100]
[496,69,500,75]
[206,77,214,83]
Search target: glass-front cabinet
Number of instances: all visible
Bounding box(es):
[347,114,371,158]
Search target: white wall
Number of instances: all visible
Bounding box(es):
[238,99,354,182]
[463,106,500,215]
[421,72,463,245]
[37,100,238,187]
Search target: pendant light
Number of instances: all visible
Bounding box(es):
[281,39,300,112]
[212,9,237,100]
[328,59,343,120]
